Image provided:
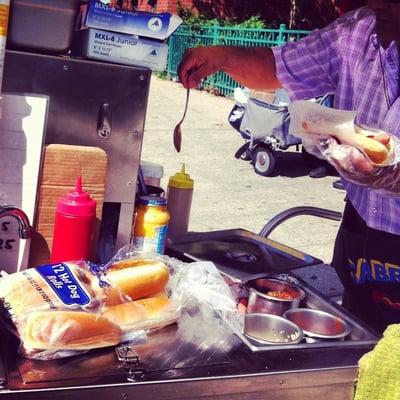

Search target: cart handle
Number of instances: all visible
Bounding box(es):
[259,206,342,238]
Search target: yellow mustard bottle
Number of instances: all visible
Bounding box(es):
[166,163,194,239]
[131,195,170,254]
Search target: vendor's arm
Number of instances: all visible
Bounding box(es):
[179,7,353,93]
[178,46,281,91]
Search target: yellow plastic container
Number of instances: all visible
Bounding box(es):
[132,195,170,254]
[167,163,194,238]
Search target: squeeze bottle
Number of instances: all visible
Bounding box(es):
[166,164,194,239]
[51,176,96,263]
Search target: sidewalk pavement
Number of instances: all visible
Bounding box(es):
[141,76,345,264]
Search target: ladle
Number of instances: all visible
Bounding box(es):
[173,87,190,153]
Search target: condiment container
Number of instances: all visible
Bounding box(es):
[284,308,351,343]
[131,195,170,255]
[247,278,305,316]
[166,163,193,239]
[51,176,96,263]
[140,160,164,188]
[244,313,303,345]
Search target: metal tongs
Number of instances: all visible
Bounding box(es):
[173,88,190,152]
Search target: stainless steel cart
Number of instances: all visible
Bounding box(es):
[0,207,378,400]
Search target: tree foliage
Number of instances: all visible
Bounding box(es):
[177,3,267,29]
[177,0,368,30]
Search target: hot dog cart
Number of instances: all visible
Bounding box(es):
[0,213,379,400]
[0,11,379,397]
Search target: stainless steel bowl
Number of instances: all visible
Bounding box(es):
[284,308,351,342]
[247,278,305,316]
[244,313,303,345]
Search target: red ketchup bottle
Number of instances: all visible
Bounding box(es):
[51,176,96,263]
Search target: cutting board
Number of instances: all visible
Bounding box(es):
[29,144,108,267]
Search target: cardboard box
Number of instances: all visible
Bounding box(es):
[83,0,182,40]
[72,28,168,70]
[29,144,108,267]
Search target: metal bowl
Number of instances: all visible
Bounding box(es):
[284,308,351,342]
[247,278,305,316]
[244,313,303,345]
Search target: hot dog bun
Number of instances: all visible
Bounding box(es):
[143,289,169,300]
[102,297,180,332]
[353,125,394,166]
[300,117,393,166]
[22,310,122,351]
[352,134,391,165]
[93,258,169,305]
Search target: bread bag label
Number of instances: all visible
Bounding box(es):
[36,263,91,306]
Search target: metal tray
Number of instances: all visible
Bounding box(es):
[169,229,379,352]
[168,228,322,282]
[225,275,379,352]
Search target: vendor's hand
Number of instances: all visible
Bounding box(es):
[311,135,380,175]
[323,133,390,173]
[309,133,400,194]
[178,46,223,88]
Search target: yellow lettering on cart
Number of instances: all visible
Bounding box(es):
[371,259,389,282]
[387,262,400,283]
[354,258,366,282]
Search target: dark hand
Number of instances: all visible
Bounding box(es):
[310,133,400,193]
[178,46,224,88]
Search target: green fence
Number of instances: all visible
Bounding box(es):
[166,23,310,97]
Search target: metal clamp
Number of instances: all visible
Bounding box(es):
[97,102,112,139]
[115,344,145,382]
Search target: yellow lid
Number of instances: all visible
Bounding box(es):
[168,163,194,190]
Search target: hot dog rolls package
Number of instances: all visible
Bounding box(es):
[0,245,238,360]
[0,249,182,360]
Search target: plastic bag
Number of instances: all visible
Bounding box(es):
[0,245,240,360]
[0,249,180,360]
[105,248,241,358]
[289,101,400,193]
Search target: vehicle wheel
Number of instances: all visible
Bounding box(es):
[252,146,276,176]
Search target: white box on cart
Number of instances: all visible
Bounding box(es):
[83,0,182,40]
[72,28,168,71]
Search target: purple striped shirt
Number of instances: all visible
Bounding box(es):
[272,7,400,235]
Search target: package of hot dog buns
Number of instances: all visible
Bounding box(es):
[0,248,182,360]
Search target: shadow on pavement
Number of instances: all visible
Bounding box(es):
[269,151,310,178]
[238,150,340,178]
[271,151,311,178]
[266,151,339,179]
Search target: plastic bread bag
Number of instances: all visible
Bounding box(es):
[0,251,179,360]
[0,243,241,360]
[163,257,241,358]
[97,247,182,335]
[109,247,240,356]
[289,101,400,194]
